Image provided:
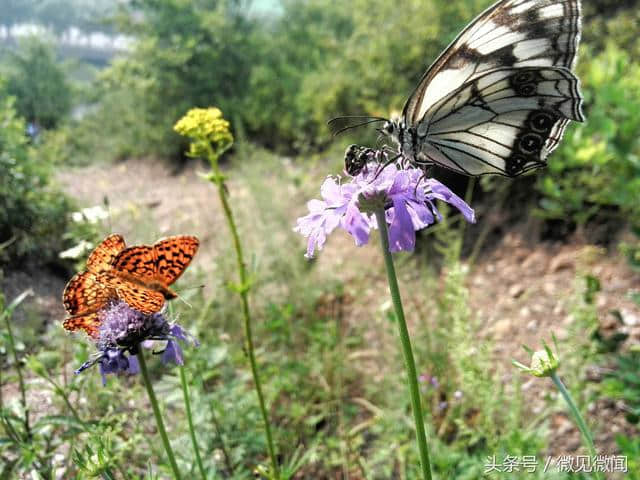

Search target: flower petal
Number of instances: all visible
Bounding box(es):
[388,196,416,252]
[426,180,475,223]
[343,202,372,246]
[320,177,344,205]
[162,340,184,366]
[406,198,436,230]
[127,355,140,374]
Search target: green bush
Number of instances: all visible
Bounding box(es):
[535,45,640,227]
[79,0,258,159]
[3,38,72,129]
[0,82,71,267]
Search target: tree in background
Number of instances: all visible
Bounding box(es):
[5,38,71,129]
[88,0,258,158]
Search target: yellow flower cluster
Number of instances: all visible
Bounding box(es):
[174,107,233,158]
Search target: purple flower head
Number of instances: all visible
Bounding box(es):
[294,163,475,258]
[97,301,167,349]
[75,301,197,384]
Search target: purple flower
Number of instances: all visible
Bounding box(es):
[96,348,140,386]
[75,301,197,383]
[97,301,167,348]
[162,340,183,366]
[294,164,475,258]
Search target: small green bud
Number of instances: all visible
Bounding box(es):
[529,349,559,377]
[513,340,559,378]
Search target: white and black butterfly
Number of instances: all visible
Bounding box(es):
[331,0,585,177]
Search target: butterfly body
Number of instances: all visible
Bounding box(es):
[106,271,178,299]
[338,0,584,177]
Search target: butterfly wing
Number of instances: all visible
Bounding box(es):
[86,234,126,274]
[107,244,165,313]
[63,272,115,316]
[63,312,103,338]
[106,235,198,313]
[111,245,156,283]
[403,0,581,125]
[414,66,583,176]
[152,235,199,286]
[62,271,116,337]
[100,273,166,315]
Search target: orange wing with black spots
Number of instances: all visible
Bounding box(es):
[62,312,102,338]
[104,235,200,314]
[100,271,165,315]
[110,245,156,281]
[86,234,126,273]
[62,271,116,337]
[62,234,125,337]
[153,236,199,285]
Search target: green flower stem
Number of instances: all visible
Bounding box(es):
[206,393,235,476]
[551,372,602,480]
[206,146,279,478]
[138,348,182,480]
[374,210,433,480]
[179,366,206,480]
[2,302,30,439]
[101,467,116,480]
[50,380,82,423]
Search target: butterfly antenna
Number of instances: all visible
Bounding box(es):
[175,294,193,309]
[174,284,204,309]
[328,116,387,137]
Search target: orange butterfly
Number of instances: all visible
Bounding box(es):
[62,234,199,337]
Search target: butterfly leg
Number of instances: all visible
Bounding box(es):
[372,152,402,181]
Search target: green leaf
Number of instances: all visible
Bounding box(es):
[32,415,86,433]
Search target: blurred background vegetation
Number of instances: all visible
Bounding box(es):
[1,0,639,478]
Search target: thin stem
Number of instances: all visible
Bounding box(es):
[51,381,82,423]
[2,310,30,439]
[208,397,235,476]
[138,349,182,480]
[0,341,4,410]
[374,209,433,480]
[179,366,207,480]
[551,372,602,480]
[101,468,116,480]
[207,148,279,477]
